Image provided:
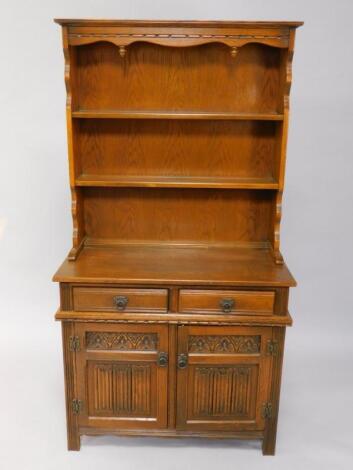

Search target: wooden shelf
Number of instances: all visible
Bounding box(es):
[53,243,296,287]
[76,174,279,190]
[72,110,284,121]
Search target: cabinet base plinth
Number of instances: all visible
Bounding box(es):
[80,427,264,441]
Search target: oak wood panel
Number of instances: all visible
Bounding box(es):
[87,362,153,416]
[189,364,259,419]
[53,245,296,287]
[76,119,277,181]
[73,42,281,112]
[75,323,169,429]
[179,289,275,315]
[176,325,272,431]
[61,27,85,260]
[270,30,297,264]
[83,188,274,244]
[72,286,168,313]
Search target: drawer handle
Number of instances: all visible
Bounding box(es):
[157,352,168,367]
[113,295,129,310]
[177,353,188,369]
[220,298,235,313]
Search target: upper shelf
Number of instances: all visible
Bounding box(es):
[76,174,279,190]
[72,110,284,121]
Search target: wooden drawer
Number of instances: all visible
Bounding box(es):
[73,287,168,313]
[179,289,275,315]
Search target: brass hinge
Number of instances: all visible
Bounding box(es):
[72,399,83,415]
[266,340,278,356]
[69,336,80,352]
[262,402,273,419]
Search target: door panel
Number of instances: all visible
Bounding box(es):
[176,325,272,431]
[75,323,168,429]
[187,363,259,422]
[87,361,157,418]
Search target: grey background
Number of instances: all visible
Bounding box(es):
[1,0,352,468]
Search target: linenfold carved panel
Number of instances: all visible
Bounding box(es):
[192,366,256,418]
[90,363,151,415]
[188,335,261,354]
[86,332,158,351]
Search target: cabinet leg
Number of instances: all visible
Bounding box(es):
[67,430,81,451]
[262,327,286,456]
[62,322,80,451]
[262,420,278,455]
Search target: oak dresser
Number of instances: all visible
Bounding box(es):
[53,19,302,455]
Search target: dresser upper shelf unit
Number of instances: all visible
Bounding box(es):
[58,18,301,265]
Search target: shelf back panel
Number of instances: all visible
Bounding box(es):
[82,188,274,244]
[76,119,277,179]
[73,42,281,112]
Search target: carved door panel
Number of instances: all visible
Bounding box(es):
[75,323,169,429]
[176,325,272,431]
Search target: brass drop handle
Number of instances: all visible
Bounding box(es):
[157,352,168,367]
[113,295,129,310]
[177,353,188,369]
[220,298,235,313]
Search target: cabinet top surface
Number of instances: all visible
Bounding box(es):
[53,245,296,287]
[54,18,303,28]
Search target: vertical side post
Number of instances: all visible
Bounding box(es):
[272,28,297,264]
[262,327,286,455]
[61,321,80,450]
[62,26,84,260]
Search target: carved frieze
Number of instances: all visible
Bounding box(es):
[69,33,288,40]
[86,332,158,351]
[188,335,261,354]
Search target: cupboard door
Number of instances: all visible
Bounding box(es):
[75,323,168,429]
[176,325,272,431]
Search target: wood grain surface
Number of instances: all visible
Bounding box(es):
[55,19,301,454]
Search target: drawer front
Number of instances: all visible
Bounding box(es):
[73,287,168,313]
[179,289,275,315]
